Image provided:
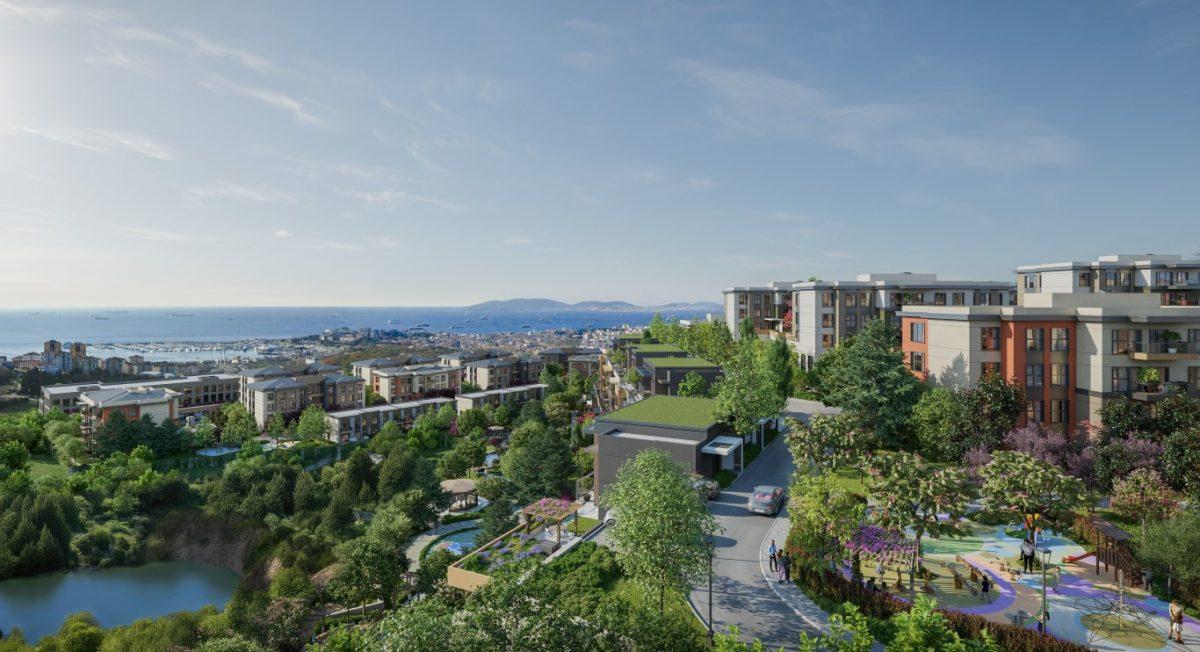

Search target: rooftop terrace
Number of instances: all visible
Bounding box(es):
[601,395,718,429]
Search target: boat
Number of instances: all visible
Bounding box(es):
[92,316,110,320]
[416,323,430,328]
[521,324,531,328]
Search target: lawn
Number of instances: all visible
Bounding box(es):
[609,579,710,643]
[828,466,869,497]
[29,451,68,480]
[568,515,599,536]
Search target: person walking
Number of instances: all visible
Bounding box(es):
[780,552,792,584]
[980,574,992,603]
[1169,599,1185,644]
[1021,538,1036,573]
[768,539,778,572]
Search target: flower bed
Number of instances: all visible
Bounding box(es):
[474,530,555,570]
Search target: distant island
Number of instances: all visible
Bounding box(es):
[466,298,722,313]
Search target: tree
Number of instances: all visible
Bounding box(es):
[295,405,329,440]
[911,388,973,462]
[365,386,386,406]
[963,372,1024,453]
[888,596,974,652]
[677,371,709,398]
[1137,510,1200,607]
[765,337,798,401]
[822,319,924,444]
[436,436,486,480]
[1163,426,1200,497]
[265,414,287,444]
[476,496,517,547]
[1154,395,1200,440]
[738,316,756,340]
[866,451,969,592]
[456,409,488,437]
[292,471,323,515]
[599,449,719,611]
[500,426,573,503]
[220,403,258,445]
[543,394,573,427]
[785,414,868,474]
[0,441,30,478]
[193,416,219,448]
[713,338,782,436]
[1110,468,1178,541]
[1099,398,1153,443]
[789,472,865,572]
[978,451,1087,530]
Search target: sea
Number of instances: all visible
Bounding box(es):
[0,307,708,360]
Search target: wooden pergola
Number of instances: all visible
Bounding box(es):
[521,498,580,547]
[1075,513,1143,587]
[440,478,478,512]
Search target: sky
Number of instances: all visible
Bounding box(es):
[1,1,1198,307]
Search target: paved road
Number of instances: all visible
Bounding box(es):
[688,399,841,650]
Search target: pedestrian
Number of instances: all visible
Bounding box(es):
[1021,538,1036,573]
[780,552,792,584]
[775,551,786,582]
[1170,599,1185,644]
[768,539,778,572]
[980,574,992,603]
[865,577,877,591]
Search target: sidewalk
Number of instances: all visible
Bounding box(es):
[760,512,830,634]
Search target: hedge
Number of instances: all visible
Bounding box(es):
[791,565,1091,652]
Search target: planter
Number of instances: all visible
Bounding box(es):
[1143,383,1161,393]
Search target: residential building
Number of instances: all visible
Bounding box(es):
[325,397,454,443]
[455,383,547,411]
[724,272,1016,369]
[40,373,239,420]
[1015,254,1200,306]
[538,346,600,368]
[439,350,511,368]
[350,356,409,382]
[463,358,515,390]
[78,386,179,438]
[639,357,722,396]
[239,364,364,428]
[627,343,689,370]
[567,353,602,377]
[593,396,742,500]
[370,364,462,402]
[900,255,1200,430]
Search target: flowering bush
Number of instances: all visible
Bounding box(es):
[845,525,916,565]
[526,497,573,522]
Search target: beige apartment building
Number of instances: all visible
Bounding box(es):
[900,255,1200,429]
[78,386,179,438]
[40,373,239,421]
[325,397,454,443]
[370,364,462,402]
[239,364,364,428]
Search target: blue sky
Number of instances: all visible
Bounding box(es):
[1,1,1197,307]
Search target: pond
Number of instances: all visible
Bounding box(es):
[0,561,239,642]
[428,528,482,557]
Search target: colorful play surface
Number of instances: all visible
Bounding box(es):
[859,521,1197,651]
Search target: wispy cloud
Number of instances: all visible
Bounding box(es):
[114,226,194,242]
[503,236,536,246]
[687,177,715,189]
[626,166,665,184]
[273,229,293,238]
[0,0,112,22]
[563,18,612,37]
[200,76,323,125]
[109,26,287,76]
[335,187,459,211]
[3,123,172,160]
[562,51,609,72]
[822,250,852,259]
[187,181,296,204]
[681,63,1076,170]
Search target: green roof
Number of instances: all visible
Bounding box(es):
[602,396,718,429]
[643,356,718,369]
[629,343,684,353]
[617,332,646,341]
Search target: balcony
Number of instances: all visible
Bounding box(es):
[1131,382,1200,403]
[1125,341,1199,362]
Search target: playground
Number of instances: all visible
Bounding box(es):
[859,520,1197,651]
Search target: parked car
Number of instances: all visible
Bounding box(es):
[747,485,785,515]
[690,474,721,500]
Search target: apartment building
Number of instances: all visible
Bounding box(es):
[350,356,410,382]
[900,255,1200,429]
[627,343,689,370]
[40,373,239,420]
[538,346,600,368]
[455,383,547,411]
[325,397,454,443]
[724,273,1015,369]
[1015,254,1200,306]
[239,364,364,428]
[567,353,602,377]
[370,364,462,402]
[78,386,178,438]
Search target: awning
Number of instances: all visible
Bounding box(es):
[701,436,743,457]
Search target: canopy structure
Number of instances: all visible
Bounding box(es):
[440,478,478,512]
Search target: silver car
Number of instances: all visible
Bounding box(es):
[747,485,785,515]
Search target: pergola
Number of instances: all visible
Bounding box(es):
[440,478,478,512]
[522,497,580,547]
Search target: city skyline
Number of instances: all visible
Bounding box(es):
[2,1,1199,307]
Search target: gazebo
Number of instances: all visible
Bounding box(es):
[440,478,478,512]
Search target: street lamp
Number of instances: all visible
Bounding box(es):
[1039,547,1052,635]
[706,535,714,645]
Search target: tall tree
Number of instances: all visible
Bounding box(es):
[295,405,329,440]
[978,451,1088,530]
[676,371,709,398]
[599,449,719,611]
[823,319,924,444]
[712,338,782,436]
[500,426,573,503]
[765,337,798,401]
[1110,468,1178,540]
[785,413,869,474]
[220,402,259,445]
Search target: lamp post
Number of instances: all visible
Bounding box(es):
[707,535,714,645]
[1039,547,1052,635]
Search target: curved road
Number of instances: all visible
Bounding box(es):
[688,399,840,650]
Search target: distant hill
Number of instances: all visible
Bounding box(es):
[466,298,721,313]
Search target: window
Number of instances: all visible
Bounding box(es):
[1026,400,1044,423]
[1078,272,1091,288]
[1051,399,1068,424]
[845,314,858,330]
[910,352,925,373]
[980,327,1000,351]
[1008,290,1017,305]
[982,362,1000,377]
[934,292,946,306]
[860,291,871,305]
[1051,363,1069,387]
[1155,271,1173,287]
[821,292,834,308]
[821,334,834,348]
[846,293,857,307]
[1111,367,1134,393]
[1111,329,1142,354]
[952,292,965,306]
[1024,274,1041,290]
[910,321,926,343]
[1025,364,1044,388]
[821,313,834,328]
[1026,328,1044,352]
[1052,328,1070,351]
